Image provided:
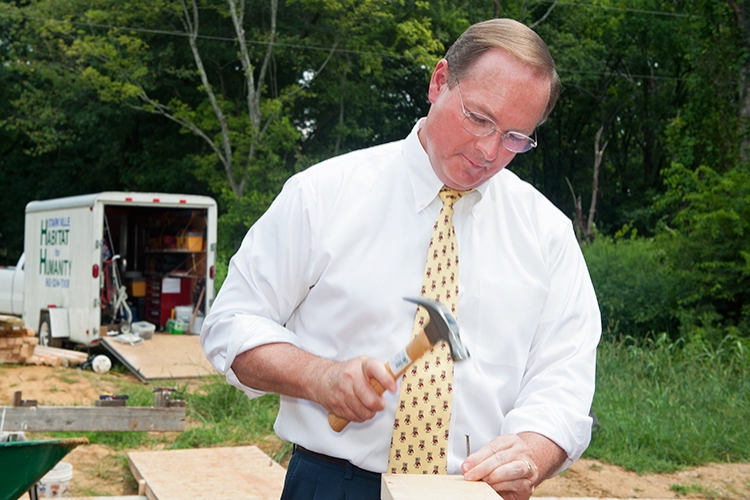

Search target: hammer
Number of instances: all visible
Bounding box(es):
[327,296,470,432]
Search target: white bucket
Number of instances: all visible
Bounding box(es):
[174,305,194,324]
[37,461,73,498]
[189,313,204,334]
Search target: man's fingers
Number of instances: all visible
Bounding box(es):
[362,357,398,393]
[484,459,536,483]
[467,460,535,500]
[322,356,393,423]
[462,436,515,479]
[462,435,537,500]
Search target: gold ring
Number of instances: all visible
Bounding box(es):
[523,459,533,478]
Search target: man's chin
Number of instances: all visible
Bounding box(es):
[445,170,485,191]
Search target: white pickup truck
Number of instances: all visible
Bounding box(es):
[0,253,24,317]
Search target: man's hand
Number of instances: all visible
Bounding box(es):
[461,433,566,500]
[314,355,398,423]
[232,343,397,424]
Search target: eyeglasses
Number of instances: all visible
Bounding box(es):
[455,83,538,153]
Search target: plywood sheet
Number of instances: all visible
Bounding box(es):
[128,446,286,500]
[381,474,498,500]
[101,333,217,381]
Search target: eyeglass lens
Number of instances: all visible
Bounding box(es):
[457,84,536,153]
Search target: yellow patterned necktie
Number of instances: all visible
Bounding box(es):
[387,186,468,475]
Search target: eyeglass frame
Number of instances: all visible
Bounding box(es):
[455,82,538,154]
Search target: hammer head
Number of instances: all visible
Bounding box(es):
[403,296,470,361]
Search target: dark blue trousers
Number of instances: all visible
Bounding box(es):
[280,446,381,500]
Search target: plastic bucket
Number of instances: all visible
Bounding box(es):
[174,305,194,324]
[37,461,72,498]
[189,313,204,334]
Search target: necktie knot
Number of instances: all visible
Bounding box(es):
[438,187,463,205]
[438,187,471,215]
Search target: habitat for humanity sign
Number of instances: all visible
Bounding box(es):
[40,216,72,288]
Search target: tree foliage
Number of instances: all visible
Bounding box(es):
[2,0,750,343]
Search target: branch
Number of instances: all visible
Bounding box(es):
[587,124,608,239]
[565,176,586,243]
[228,0,277,197]
[530,0,559,29]
[256,0,278,99]
[132,92,226,167]
[179,0,238,196]
[228,0,260,128]
[283,41,339,101]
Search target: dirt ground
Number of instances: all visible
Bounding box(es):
[2,364,749,499]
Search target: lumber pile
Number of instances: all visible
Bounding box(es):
[30,345,88,367]
[0,314,38,364]
[0,315,87,366]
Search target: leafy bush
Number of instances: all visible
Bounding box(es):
[653,163,750,344]
[583,233,681,341]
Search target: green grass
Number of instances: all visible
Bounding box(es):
[586,334,750,473]
[670,483,719,498]
[46,375,281,454]
[173,376,280,449]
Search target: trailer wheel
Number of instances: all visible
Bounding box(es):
[38,313,62,348]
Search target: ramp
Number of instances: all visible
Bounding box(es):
[101,333,217,382]
[128,446,286,500]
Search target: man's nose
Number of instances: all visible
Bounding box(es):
[474,132,505,162]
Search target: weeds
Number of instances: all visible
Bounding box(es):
[57,374,78,384]
[587,334,750,472]
[670,483,718,498]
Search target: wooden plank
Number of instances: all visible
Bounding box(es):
[381,474,498,500]
[0,314,25,328]
[34,345,88,365]
[0,406,185,432]
[101,333,217,381]
[128,446,286,500]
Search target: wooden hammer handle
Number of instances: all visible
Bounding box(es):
[327,330,433,432]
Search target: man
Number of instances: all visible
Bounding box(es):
[202,18,600,500]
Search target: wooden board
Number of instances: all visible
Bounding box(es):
[128,446,286,500]
[0,314,25,328]
[0,406,185,432]
[101,333,217,381]
[381,474,498,500]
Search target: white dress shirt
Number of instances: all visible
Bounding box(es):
[201,119,601,474]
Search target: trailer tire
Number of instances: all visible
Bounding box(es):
[38,312,62,348]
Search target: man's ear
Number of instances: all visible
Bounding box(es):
[428,59,450,104]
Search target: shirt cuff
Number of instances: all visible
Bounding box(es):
[502,404,593,473]
[223,314,301,398]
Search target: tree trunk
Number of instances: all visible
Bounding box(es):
[587,125,607,240]
[566,177,586,243]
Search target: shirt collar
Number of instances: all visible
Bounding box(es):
[403,118,488,213]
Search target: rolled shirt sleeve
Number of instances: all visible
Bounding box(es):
[201,176,314,399]
[502,219,600,469]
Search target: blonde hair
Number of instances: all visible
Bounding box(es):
[445,19,561,123]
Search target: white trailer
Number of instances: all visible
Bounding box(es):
[22,192,217,347]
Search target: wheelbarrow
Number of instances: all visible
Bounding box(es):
[0,437,89,500]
